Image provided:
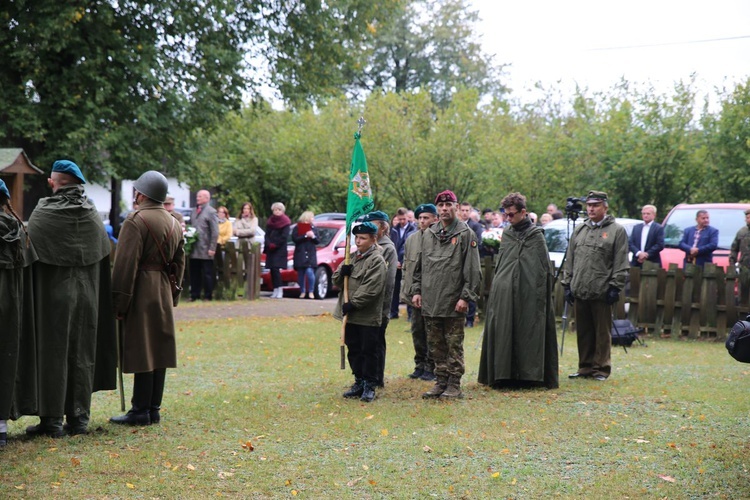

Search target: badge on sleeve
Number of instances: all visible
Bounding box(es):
[470,240,477,247]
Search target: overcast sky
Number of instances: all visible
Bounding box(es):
[471,0,750,101]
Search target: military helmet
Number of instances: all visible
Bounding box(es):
[133,170,169,203]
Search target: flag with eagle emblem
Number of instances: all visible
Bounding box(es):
[345,131,374,234]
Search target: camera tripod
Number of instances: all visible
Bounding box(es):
[553,214,579,357]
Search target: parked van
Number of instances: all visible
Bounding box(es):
[660,203,750,269]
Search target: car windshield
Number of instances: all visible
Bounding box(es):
[663,208,741,249]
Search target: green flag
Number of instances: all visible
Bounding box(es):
[345,132,374,234]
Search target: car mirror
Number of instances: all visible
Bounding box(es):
[334,241,347,252]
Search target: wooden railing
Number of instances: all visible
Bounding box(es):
[480,257,750,340]
[181,240,262,301]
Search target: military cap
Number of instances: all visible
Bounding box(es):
[414,203,437,217]
[363,210,389,222]
[585,190,608,203]
[435,190,458,204]
[52,159,86,184]
[353,221,378,235]
[0,179,9,199]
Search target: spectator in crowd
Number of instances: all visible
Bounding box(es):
[730,209,750,294]
[562,191,628,382]
[189,190,219,301]
[402,204,438,381]
[479,192,558,389]
[234,202,259,244]
[364,210,398,387]
[216,206,233,247]
[110,171,185,426]
[552,210,564,220]
[547,203,558,215]
[333,222,386,402]
[528,212,538,225]
[628,204,665,267]
[26,160,116,437]
[389,207,416,320]
[412,190,481,399]
[164,196,185,227]
[678,210,718,268]
[264,202,292,299]
[406,210,416,225]
[0,180,37,446]
[458,202,484,328]
[482,208,494,228]
[292,211,319,299]
[539,213,553,226]
[491,211,504,229]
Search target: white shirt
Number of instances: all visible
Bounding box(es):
[640,222,652,252]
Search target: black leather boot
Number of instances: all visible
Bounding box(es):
[26,417,65,438]
[360,381,376,402]
[150,369,166,424]
[343,379,364,398]
[110,372,153,426]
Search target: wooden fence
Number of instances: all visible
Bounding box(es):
[480,258,750,340]
[181,240,262,301]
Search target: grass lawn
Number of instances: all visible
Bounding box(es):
[2,312,750,498]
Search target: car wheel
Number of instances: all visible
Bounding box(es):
[314,266,330,299]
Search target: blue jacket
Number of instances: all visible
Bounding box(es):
[628,222,665,267]
[678,225,719,267]
[389,222,417,263]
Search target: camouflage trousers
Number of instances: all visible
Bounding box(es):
[411,307,433,371]
[424,316,465,381]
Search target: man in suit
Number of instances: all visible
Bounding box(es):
[189,189,219,301]
[389,207,417,319]
[628,204,665,267]
[678,210,719,268]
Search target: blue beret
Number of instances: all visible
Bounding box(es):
[363,210,389,222]
[414,203,437,217]
[0,179,9,199]
[352,221,378,235]
[52,160,86,184]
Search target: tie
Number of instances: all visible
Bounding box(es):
[196,205,202,216]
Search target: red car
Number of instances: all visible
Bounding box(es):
[260,220,355,298]
[660,202,750,269]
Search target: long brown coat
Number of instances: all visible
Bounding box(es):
[112,199,185,373]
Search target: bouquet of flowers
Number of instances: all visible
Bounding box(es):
[184,225,199,255]
[481,228,503,251]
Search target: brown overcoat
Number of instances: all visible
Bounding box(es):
[112,199,185,373]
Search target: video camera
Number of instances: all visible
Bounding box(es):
[565,196,586,221]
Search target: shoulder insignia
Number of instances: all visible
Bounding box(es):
[602,232,608,239]
[452,237,457,245]
[470,240,477,247]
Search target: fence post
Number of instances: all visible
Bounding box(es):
[242,241,261,300]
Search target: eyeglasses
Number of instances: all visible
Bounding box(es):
[505,211,519,218]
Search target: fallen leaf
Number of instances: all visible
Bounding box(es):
[15,485,25,490]
[242,441,254,451]
[71,457,81,467]
[362,464,369,471]
[291,490,298,496]
[347,476,363,487]
[635,439,650,444]
[658,474,676,483]
[643,354,653,358]
[126,483,135,489]
[491,472,500,478]
[380,429,388,437]
[365,414,374,420]
[187,464,196,471]
[423,445,433,453]
[369,480,376,485]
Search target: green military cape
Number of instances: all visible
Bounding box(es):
[0,212,38,419]
[26,185,117,418]
[478,220,559,389]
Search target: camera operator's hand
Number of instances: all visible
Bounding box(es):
[339,264,353,277]
[605,286,620,305]
[563,285,575,305]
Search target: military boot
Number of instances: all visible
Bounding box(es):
[64,414,90,436]
[343,379,364,399]
[439,377,463,399]
[111,372,152,426]
[360,381,376,402]
[419,369,436,381]
[422,377,448,399]
[150,369,167,424]
[26,417,65,438]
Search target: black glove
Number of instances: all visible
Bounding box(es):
[563,285,575,305]
[340,264,353,277]
[342,301,355,315]
[605,286,620,305]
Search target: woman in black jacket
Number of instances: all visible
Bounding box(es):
[264,202,292,299]
[292,211,319,299]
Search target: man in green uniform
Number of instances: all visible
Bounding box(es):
[412,190,481,399]
[362,210,397,387]
[401,203,437,381]
[729,209,750,299]
[562,190,629,381]
[26,160,116,437]
[333,222,387,402]
[110,171,185,426]
[478,192,558,389]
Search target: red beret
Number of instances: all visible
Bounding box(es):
[435,190,458,204]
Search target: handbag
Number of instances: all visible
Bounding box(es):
[726,318,750,363]
[138,214,182,302]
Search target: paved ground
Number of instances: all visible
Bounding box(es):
[174,292,338,321]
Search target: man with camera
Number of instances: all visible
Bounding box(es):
[562,191,629,381]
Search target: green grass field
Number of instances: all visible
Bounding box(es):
[3,313,750,498]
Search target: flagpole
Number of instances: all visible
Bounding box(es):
[341,117,370,370]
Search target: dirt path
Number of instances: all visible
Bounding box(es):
[174,294,337,322]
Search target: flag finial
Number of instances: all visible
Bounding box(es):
[357,116,366,136]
